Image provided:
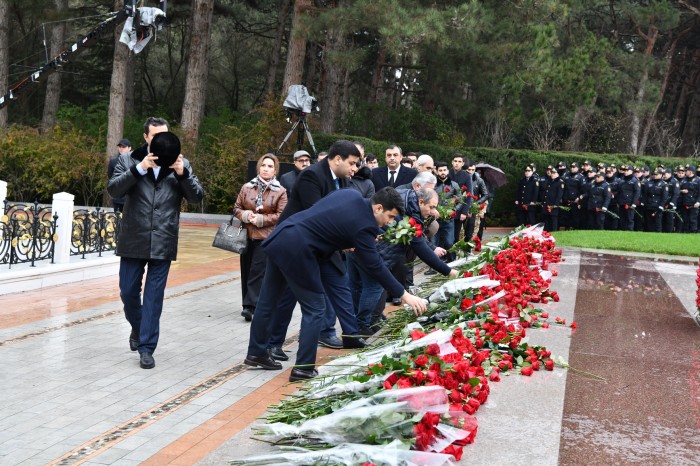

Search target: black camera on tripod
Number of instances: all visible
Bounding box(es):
[283,84,320,114]
[277,85,319,156]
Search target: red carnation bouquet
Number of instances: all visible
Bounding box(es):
[381,216,423,245]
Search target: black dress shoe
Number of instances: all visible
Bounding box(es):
[342,336,369,349]
[358,326,375,337]
[140,352,155,369]
[244,354,282,370]
[241,308,254,322]
[129,329,139,352]
[289,367,318,382]
[269,347,289,361]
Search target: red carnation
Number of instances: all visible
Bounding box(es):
[461,185,468,191]
[521,366,534,376]
[544,359,554,371]
[445,187,451,193]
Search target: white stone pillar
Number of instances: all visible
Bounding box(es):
[0,180,7,207]
[52,192,75,264]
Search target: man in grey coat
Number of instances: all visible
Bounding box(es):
[107,117,204,369]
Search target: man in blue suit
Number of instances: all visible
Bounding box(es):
[245,188,427,382]
[263,140,366,358]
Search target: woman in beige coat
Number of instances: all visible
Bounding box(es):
[233,153,287,321]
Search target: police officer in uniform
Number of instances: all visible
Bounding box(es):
[578,168,597,229]
[633,167,646,231]
[662,168,680,233]
[585,170,611,230]
[543,169,564,232]
[643,168,669,233]
[617,164,641,231]
[673,166,686,232]
[561,162,583,229]
[604,167,621,230]
[515,165,539,225]
[679,164,700,233]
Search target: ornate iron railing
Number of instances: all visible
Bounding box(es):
[71,208,121,258]
[0,200,58,268]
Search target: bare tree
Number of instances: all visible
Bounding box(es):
[650,118,682,157]
[480,114,513,149]
[282,0,311,94]
[40,0,68,132]
[181,0,215,143]
[0,0,9,128]
[527,105,558,151]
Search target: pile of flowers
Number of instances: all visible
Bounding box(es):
[232,224,569,466]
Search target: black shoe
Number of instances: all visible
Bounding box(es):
[129,330,139,352]
[358,326,375,337]
[139,352,155,369]
[391,298,402,306]
[342,336,369,349]
[244,353,283,370]
[241,308,253,322]
[318,335,344,349]
[289,367,318,382]
[269,347,289,361]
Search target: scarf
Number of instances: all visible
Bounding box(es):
[248,175,279,212]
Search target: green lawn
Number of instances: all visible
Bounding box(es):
[551,230,700,257]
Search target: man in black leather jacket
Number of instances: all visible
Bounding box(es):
[107,117,204,369]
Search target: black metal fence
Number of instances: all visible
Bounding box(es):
[71,208,121,258]
[0,201,58,268]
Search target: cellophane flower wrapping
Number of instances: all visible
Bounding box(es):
[230,440,457,466]
[260,386,473,450]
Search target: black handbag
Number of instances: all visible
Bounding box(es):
[212,217,248,254]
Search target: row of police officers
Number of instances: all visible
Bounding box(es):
[515,161,700,233]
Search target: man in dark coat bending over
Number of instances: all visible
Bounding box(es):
[244,187,427,382]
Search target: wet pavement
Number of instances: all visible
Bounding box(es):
[0,226,698,465]
[560,252,700,465]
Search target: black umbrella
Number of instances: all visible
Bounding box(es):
[474,162,507,188]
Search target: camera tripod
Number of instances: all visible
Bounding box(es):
[276,110,317,157]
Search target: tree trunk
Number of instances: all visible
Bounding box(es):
[0,0,10,128]
[638,26,691,157]
[104,0,131,207]
[40,0,68,133]
[264,0,292,96]
[180,0,215,143]
[371,45,387,104]
[319,27,345,133]
[629,70,646,155]
[282,0,311,94]
[565,98,596,151]
[629,26,658,155]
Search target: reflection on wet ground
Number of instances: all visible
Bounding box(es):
[560,252,700,465]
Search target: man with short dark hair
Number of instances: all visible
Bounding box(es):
[107,138,132,212]
[371,145,417,190]
[107,117,204,369]
[245,188,427,382]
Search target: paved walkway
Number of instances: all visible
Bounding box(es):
[0,226,698,465]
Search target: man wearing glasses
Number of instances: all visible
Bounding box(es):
[280,150,312,195]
